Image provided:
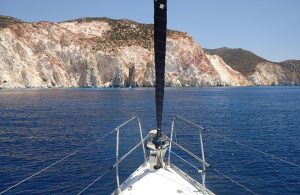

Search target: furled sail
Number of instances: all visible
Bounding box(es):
[154,0,167,137]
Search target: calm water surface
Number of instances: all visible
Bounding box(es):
[0,87,299,194]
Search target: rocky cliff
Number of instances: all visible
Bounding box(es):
[0,16,251,88]
[204,47,300,85]
[205,54,249,86]
[0,16,298,88]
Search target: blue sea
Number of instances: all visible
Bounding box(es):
[0,87,299,194]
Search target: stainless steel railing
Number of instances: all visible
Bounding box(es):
[167,116,209,190]
[78,116,149,195]
[114,116,147,192]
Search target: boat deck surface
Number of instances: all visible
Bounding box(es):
[114,162,213,195]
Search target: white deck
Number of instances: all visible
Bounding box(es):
[114,162,214,195]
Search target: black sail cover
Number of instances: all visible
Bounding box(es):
[154,0,167,136]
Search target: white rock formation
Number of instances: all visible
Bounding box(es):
[206,54,249,86]
[0,19,251,88]
[248,62,287,85]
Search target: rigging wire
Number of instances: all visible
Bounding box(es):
[77,168,112,195]
[173,116,300,169]
[208,131,300,169]
[171,116,298,194]
[77,134,150,195]
[170,150,199,171]
[170,150,258,195]
[211,167,258,195]
[0,129,115,195]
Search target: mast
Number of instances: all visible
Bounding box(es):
[153,0,167,148]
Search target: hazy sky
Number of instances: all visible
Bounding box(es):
[1,0,299,62]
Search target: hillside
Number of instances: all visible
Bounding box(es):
[204,47,268,76]
[279,60,300,73]
[204,47,300,85]
[0,15,23,29]
[0,15,299,88]
[0,16,249,88]
[64,17,181,52]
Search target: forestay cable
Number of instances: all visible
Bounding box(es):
[0,129,115,195]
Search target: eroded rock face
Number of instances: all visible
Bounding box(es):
[0,18,251,88]
[205,54,250,86]
[248,62,287,85]
[204,47,300,86]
